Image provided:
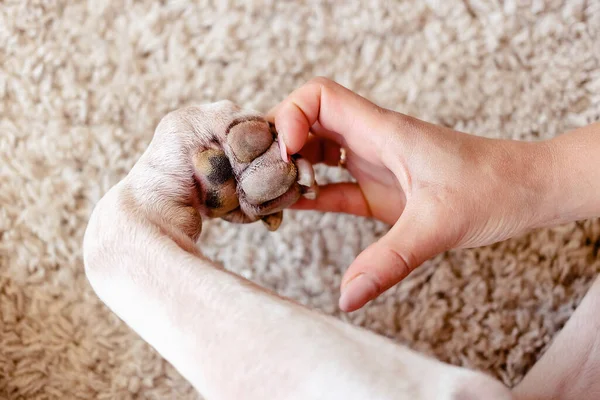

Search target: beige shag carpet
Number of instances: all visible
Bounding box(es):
[1,0,600,398]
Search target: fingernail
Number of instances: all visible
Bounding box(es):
[278,135,289,163]
[339,274,379,312]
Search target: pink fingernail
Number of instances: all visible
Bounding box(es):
[338,274,379,312]
[278,136,289,162]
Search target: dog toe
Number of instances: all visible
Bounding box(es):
[226,119,274,164]
[193,149,239,217]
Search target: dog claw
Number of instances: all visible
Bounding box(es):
[296,158,315,187]
[302,185,319,200]
[261,211,283,231]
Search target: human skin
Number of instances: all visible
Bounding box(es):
[269,77,600,312]
[83,83,600,400]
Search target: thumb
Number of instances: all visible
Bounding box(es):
[338,202,452,312]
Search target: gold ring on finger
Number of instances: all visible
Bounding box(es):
[338,147,347,168]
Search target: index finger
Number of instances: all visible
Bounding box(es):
[266,77,387,157]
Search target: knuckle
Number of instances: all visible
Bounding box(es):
[308,76,333,88]
[383,244,415,280]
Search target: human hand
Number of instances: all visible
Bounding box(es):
[268,77,554,312]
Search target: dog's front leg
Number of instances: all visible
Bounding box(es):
[513,275,600,400]
[83,101,513,400]
[83,182,513,400]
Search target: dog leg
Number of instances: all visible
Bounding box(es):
[83,181,513,400]
[513,275,600,400]
[83,100,513,400]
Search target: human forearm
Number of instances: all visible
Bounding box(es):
[534,122,600,228]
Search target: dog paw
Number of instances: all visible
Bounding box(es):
[152,101,318,232]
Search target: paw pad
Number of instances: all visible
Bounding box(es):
[190,107,318,231]
[193,149,239,217]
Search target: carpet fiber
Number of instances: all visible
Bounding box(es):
[1,0,600,398]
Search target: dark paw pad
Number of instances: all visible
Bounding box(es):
[193,149,239,217]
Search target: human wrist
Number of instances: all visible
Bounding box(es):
[538,124,600,227]
[512,139,563,231]
[479,138,557,236]
[519,133,598,231]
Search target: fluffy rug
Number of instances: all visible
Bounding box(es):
[1,0,600,398]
